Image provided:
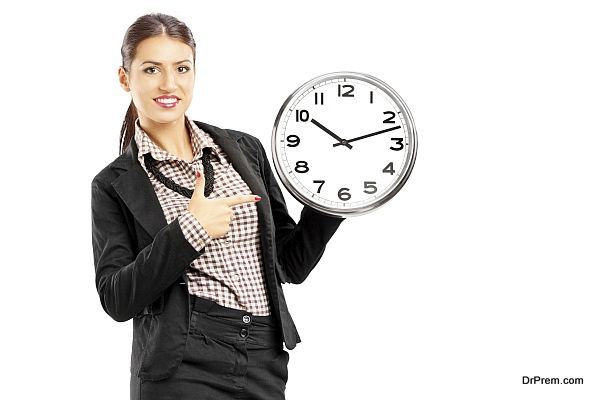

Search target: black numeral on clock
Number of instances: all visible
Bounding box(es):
[383,162,395,175]
[390,138,404,151]
[286,135,300,147]
[313,180,325,193]
[314,92,324,105]
[383,111,396,124]
[338,187,351,201]
[295,110,309,122]
[338,84,354,97]
[363,181,377,194]
[295,161,309,173]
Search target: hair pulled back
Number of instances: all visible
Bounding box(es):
[119,13,196,155]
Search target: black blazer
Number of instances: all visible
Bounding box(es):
[91,120,344,381]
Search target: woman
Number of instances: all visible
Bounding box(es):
[90,13,344,400]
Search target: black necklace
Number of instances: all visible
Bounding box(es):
[143,147,214,198]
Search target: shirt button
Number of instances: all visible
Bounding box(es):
[232,274,240,282]
[242,315,251,324]
[240,328,248,338]
[224,239,231,247]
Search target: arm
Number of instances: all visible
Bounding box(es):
[256,138,345,284]
[91,176,204,322]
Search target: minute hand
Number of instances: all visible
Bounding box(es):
[333,125,402,147]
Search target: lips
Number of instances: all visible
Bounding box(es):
[154,95,180,108]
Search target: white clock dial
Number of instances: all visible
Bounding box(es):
[272,72,417,217]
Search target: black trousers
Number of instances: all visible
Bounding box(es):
[130,296,289,400]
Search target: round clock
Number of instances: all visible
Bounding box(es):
[271,71,417,217]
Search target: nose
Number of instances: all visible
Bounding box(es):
[159,69,177,92]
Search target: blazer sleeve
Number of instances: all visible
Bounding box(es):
[255,138,345,284]
[91,175,203,322]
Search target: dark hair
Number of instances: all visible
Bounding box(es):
[119,13,196,155]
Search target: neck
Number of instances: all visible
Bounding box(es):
[138,115,193,162]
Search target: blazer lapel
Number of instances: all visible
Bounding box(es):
[193,121,270,214]
[110,137,167,241]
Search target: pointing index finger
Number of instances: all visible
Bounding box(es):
[223,194,261,207]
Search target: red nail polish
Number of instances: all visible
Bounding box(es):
[255,196,262,201]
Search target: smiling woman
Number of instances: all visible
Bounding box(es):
[90,12,345,400]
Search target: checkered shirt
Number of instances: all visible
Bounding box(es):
[133,115,271,315]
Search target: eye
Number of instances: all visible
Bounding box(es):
[143,65,190,75]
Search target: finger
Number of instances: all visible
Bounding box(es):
[223,194,261,207]
[193,170,206,199]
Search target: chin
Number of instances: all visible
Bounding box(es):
[148,111,187,124]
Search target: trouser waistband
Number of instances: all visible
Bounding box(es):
[191,295,281,348]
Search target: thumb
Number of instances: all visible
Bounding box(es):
[193,170,206,199]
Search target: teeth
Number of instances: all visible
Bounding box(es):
[156,98,178,104]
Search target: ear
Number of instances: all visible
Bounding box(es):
[118,67,131,92]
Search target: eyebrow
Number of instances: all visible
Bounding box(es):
[140,59,192,66]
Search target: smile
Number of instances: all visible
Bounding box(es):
[154,97,180,108]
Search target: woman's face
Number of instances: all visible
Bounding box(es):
[119,35,195,126]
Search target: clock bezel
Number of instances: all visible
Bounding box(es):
[271,71,418,217]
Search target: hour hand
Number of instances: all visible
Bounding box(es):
[333,125,401,147]
[310,118,352,149]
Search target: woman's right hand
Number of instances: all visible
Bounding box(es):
[187,171,261,238]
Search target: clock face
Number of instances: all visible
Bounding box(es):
[272,72,417,217]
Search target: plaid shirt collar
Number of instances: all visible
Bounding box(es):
[134,115,225,166]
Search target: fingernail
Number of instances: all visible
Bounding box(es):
[255,196,262,201]
[196,170,201,178]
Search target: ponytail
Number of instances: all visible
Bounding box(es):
[119,100,138,155]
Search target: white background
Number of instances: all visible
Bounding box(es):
[1,1,598,399]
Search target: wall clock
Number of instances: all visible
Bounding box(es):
[272,71,417,217]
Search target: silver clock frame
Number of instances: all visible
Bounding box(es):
[271,71,418,217]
